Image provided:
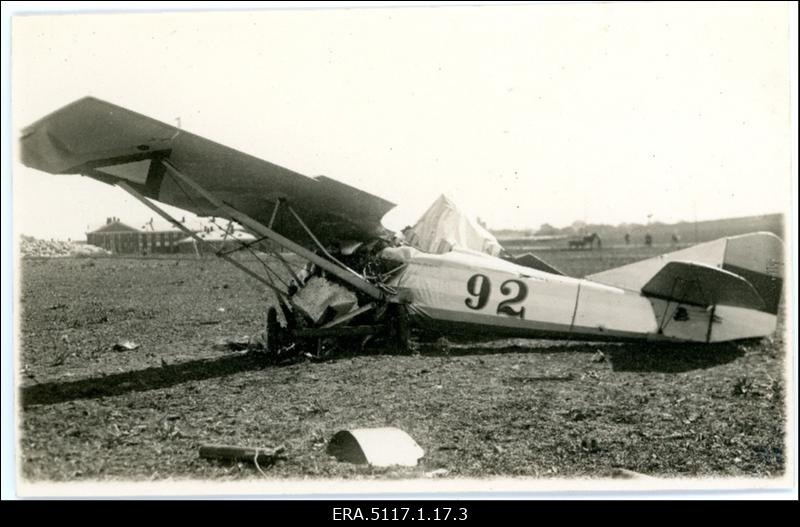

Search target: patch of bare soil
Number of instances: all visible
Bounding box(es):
[17,255,786,481]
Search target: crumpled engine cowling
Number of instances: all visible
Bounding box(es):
[291,276,358,325]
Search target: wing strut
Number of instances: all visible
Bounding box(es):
[115,181,288,298]
[160,160,386,301]
[286,204,360,275]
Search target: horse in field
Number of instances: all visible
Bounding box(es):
[568,232,601,250]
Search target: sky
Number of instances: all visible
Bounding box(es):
[10,2,794,240]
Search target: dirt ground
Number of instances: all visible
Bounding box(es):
[16,250,787,482]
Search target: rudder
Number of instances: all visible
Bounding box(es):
[721,232,783,314]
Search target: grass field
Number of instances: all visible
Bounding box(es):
[16,249,787,482]
[495,213,784,251]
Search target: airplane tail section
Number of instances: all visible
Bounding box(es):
[588,232,783,312]
[587,232,784,342]
[720,232,784,314]
[640,261,766,311]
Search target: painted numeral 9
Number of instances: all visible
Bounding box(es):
[464,275,528,319]
[465,273,491,310]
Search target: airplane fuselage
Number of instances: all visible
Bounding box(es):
[386,248,777,344]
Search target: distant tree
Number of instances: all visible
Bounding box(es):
[569,221,587,235]
[537,223,558,236]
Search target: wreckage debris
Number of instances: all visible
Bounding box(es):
[292,276,357,325]
[327,427,424,467]
[199,444,286,467]
[211,335,269,354]
[609,468,656,480]
[580,437,600,452]
[212,335,252,351]
[592,350,606,363]
[507,373,575,383]
[112,340,140,352]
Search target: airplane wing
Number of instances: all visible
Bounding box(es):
[20,97,396,247]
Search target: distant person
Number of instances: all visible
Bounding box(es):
[624,232,630,245]
[644,233,653,247]
[671,232,680,246]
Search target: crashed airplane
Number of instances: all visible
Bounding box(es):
[20,97,784,353]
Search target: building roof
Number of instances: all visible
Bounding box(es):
[138,217,209,233]
[87,216,248,235]
[88,220,141,234]
[176,230,256,245]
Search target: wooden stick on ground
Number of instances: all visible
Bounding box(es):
[199,444,286,465]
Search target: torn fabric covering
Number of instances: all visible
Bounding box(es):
[404,195,503,256]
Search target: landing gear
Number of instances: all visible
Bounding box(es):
[264,306,284,355]
[388,304,411,354]
[397,307,410,353]
[263,300,412,359]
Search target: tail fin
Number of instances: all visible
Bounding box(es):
[721,232,784,314]
[588,232,784,314]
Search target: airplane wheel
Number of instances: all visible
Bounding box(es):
[264,306,282,355]
[392,305,411,354]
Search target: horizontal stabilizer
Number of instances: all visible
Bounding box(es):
[588,232,783,314]
[642,261,765,311]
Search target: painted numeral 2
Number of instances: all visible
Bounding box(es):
[464,274,528,319]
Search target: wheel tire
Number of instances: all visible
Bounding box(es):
[264,307,282,354]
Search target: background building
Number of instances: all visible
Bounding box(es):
[86,216,262,255]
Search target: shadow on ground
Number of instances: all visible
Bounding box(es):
[420,338,747,374]
[22,339,750,407]
[608,343,746,373]
[21,353,274,407]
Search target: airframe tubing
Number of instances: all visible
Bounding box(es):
[115,181,288,298]
[160,160,385,301]
[262,198,303,284]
